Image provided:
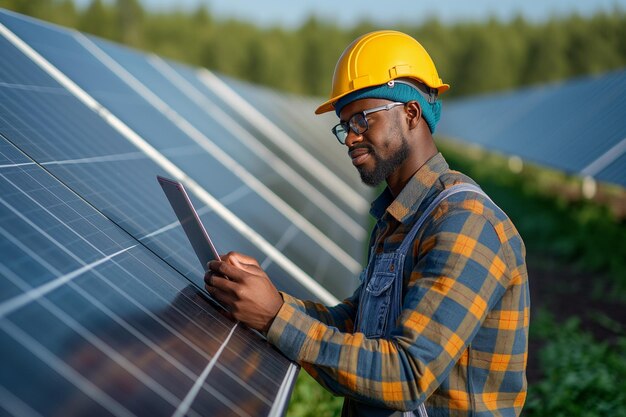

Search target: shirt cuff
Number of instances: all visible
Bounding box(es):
[278,291,300,307]
[267,296,318,362]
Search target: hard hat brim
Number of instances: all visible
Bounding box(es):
[315,97,340,115]
[315,82,450,115]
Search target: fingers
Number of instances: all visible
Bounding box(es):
[228,256,261,274]
[204,273,235,292]
[207,259,262,283]
[204,274,237,304]
[207,253,262,281]
[205,282,235,308]
[207,261,242,282]
[203,257,282,332]
[221,252,260,268]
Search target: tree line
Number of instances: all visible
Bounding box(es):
[2,0,626,98]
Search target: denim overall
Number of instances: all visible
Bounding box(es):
[351,183,489,417]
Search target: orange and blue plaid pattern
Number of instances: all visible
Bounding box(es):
[267,153,530,416]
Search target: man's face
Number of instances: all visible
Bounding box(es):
[339,99,410,186]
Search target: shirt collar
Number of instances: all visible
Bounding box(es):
[369,153,449,223]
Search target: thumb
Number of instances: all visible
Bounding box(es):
[228,252,259,273]
[229,253,244,268]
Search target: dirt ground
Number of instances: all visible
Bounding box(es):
[525,256,626,383]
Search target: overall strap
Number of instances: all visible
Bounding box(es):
[400,183,489,417]
[397,183,490,254]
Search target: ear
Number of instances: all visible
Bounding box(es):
[405,101,422,130]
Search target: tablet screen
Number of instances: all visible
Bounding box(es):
[157,176,220,270]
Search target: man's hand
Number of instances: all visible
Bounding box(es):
[204,252,283,333]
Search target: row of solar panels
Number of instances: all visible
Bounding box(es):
[438,68,626,189]
[0,9,372,417]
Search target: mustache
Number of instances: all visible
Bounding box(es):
[348,143,373,154]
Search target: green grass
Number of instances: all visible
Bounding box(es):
[286,371,343,417]
[525,310,626,417]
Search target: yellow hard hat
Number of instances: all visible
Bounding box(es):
[315,30,450,115]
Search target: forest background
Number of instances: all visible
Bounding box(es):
[2,1,626,416]
[4,0,626,99]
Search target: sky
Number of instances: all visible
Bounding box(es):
[76,0,626,28]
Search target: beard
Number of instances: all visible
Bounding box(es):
[357,134,410,186]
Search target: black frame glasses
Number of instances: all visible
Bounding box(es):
[331,102,405,144]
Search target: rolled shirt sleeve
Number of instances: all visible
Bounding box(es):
[278,286,361,333]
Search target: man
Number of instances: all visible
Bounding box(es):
[205,30,529,417]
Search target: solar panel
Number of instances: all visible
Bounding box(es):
[0,9,362,299]
[438,69,626,188]
[0,8,372,416]
[0,135,297,417]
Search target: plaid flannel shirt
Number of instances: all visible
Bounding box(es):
[267,153,530,416]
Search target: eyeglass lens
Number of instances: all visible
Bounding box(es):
[332,113,367,144]
[349,114,368,135]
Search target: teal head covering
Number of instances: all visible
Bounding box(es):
[334,80,442,133]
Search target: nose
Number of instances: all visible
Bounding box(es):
[343,129,363,148]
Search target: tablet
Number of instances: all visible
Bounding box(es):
[157,175,221,270]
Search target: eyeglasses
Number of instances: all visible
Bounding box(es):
[331,102,405,144]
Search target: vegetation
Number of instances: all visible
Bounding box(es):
[288,371,343,417]
[525,310,626,417]
[2,0,626,99]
